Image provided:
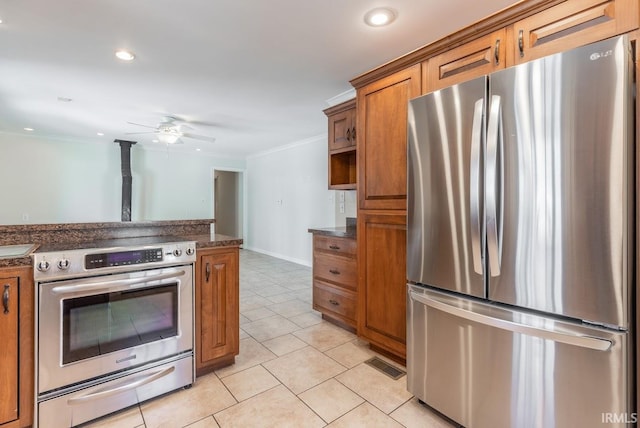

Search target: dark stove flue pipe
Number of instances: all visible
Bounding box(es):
[114,139,137,222]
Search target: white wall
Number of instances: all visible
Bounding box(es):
[334,190,357,225]
[245,135,335,266]
[1,132,345,267]
[0,133,245,224]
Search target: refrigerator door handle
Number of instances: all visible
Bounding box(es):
[486,94,504,277]
[470,98,484,275]
[409,290,612,351]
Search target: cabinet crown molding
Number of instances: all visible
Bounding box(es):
[350,0,564,88]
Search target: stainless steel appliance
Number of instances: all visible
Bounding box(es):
[34,237,197,427]
[407,36,634,427]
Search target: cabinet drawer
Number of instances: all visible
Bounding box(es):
[510,0,639,65]
[313,253,357,290]
[313,235,356,257]
[425,28,506,92]
[313,281,356,322]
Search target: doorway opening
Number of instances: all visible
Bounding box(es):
[213,169,244,240]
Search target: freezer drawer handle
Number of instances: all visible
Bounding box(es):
[66,366,175,405]
[410,291,612,352]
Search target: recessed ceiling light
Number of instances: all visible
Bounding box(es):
[364,8,396,27]
[115,50,135,61]
[57,96,73,102]
[97,132,104,136]
[196,148,201,152]
[152,139,159,143]
[23,127,34,132]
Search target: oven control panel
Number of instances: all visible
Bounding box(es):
[33,240,197,281]
[85,248,163,269]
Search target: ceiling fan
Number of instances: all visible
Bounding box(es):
[126,116,216,144]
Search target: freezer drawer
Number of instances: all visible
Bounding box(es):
[407,285,632,428]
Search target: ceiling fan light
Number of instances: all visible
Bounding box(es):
[158,133,179,144]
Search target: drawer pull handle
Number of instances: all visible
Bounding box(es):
[329,269,340,275]
[2,285,8,314]
[518,29,524,57]
[329,245,340,250]
[329,299,340,306]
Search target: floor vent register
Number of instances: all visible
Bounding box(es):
[364,357,406,380]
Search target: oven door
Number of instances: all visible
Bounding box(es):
[37,265,193,395]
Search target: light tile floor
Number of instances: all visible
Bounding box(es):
[83,250,455,428]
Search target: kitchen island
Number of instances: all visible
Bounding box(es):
[0,219,241,428]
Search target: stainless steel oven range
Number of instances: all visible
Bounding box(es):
[33,237,196,427]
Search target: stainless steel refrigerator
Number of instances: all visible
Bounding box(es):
[406,35,634,428]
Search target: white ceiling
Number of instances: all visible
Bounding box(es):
[0,0,518,158]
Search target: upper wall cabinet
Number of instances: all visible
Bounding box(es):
[425,29,507,93]
[325,99,357,190]
[357,64,421,210]
[510,0,639,65]
[326,100,356,151]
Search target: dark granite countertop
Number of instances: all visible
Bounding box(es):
[0,255,34,268]
[307,226,356,239]
[182,234,243,249]
[0,233,243,268]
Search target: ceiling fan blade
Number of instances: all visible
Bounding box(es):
[126,121,158,129]
[182,132,216,143]
[125,131,158,135]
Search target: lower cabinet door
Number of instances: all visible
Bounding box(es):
[196,248,239,373]
[357,212,407,359]
[0,277,18,425]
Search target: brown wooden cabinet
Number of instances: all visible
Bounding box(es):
[357,64,421,211]
[425,28,506,92]
[510,0,639,66]
[0,277,18,426]
[311,234,357,330]
[353,63,419,361]
[326,100,356,151]
[424,0,638,93]
[0,267,33,428]
[325,99,357,190]
[195,247,239,376]
[357,212,407,362]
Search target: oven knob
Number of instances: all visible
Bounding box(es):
[173,249,183,257]
[186,248,194,256]
[57,259,70,270]
[37,260,51,272]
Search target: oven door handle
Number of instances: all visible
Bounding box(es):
[51,270,186,295]
[67,366,175,405]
